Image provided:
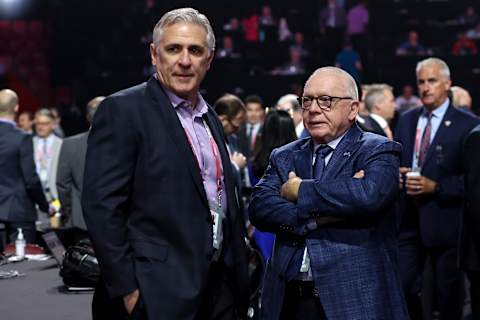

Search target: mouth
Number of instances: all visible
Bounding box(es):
[174,74,194,80]
[308,121,327,128]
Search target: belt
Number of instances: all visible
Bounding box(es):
[286,280,319,298]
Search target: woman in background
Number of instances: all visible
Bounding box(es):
[249,109,297,262]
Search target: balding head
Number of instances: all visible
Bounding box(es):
[0,89,19,116]
[306,67,359,101]
[451,86,472,109]
[302,66,360,144]
[86,96,105,124]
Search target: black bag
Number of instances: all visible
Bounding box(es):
[60,239,100,287]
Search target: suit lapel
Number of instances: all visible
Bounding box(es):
[293,139,314,179]
[423,104,455,168]
[145,77,209,209]
[323,124,363,180]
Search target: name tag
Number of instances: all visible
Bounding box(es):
[211,208,222,250]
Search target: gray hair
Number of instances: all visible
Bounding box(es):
[86,96,105,124]
[308,67,359,100]
[364,85,392,113]
[34,108,54,121]
[152,7,215,51]
[0,89,18,115]
[416,57,450,80]
[276,94,301,112]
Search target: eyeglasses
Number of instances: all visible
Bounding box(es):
[297,95,353,111]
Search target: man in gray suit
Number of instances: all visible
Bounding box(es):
[33,109,63,202]
[56,96,104,231]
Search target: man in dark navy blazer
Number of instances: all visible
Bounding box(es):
[0,89,49,245]
[462,124,480,320]
[82,8,248,320]
[250,67,408,320]
[395,57,479,320]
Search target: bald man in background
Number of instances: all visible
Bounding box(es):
[0,89,49,245]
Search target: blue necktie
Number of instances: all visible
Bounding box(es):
[313,145,333,179]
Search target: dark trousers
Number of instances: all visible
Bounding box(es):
[467,271,480,320]
[92,261,237,320]
[280,280,327,320]
[399,232,463,320]
[194,261,237,320]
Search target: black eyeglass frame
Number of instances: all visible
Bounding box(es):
[297,95,353,111]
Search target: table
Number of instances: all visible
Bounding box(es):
[0,259,92,320]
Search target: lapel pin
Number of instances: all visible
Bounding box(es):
[343,152,351,157]
[436,145,442,151]
[444,120,451,127]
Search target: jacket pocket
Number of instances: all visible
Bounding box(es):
[131,240,168,262]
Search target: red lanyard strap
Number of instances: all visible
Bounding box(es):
[182,119,223,197]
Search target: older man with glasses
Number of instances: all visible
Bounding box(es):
[249,66,408,320]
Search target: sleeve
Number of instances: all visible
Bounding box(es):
[56,141,73,221]
[81,97,139,298]
[463,130,480,246]
[20,134,49,212]
[248,148,308,236]
[297,140,401,219]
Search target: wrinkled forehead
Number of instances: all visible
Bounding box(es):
[304,71,348,96]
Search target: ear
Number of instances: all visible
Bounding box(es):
[14,104,19,114]
[150,43,158,66]
[348,101,359,121]
[206,50,214,70]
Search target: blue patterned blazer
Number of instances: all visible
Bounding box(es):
[249,124,409,320]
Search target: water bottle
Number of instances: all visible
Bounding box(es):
[15,228,26,258]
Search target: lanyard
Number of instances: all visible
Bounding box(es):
[182,118,223,209]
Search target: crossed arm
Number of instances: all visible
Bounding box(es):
[249,142,400,234]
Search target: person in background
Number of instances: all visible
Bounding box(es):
[249,109,297,265]
[363,84,396,139]
[56,96,104,237]
[214,93,248,172]
[237,94,265,160]
[33,109,63,204]
[335,38,362,82]
[395,57,480,320]
[396,30,428,56]
[451,85,473,113]
[49,107,65,138]
[451,32,478,56]
[0,89,49,244]
[276,93,307,139]
[395,84,422,113]
[17,110,34,134]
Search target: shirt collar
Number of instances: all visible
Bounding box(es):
[313,130,347,152]
[159,80,208,116]
[0,118,16,126]
[424,98,449,119]
[370,113,388,129]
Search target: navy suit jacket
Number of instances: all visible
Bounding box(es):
[395,104,479,247]
[0,121,48,222]
[249,124,408,319]
[462,124,480,271]
[82,77,249,319]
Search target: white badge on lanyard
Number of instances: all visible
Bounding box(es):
[39,169,48,182]
[211,206,222,250]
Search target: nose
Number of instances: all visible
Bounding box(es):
[178,49,192,67]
